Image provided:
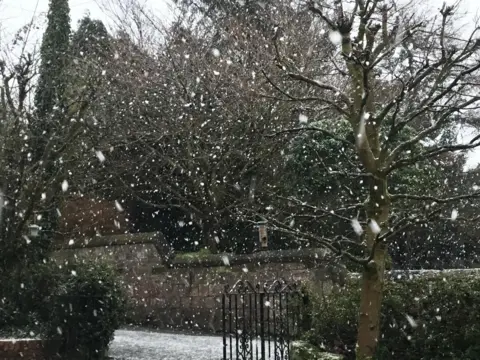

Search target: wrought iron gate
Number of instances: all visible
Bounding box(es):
[222,279,301,360]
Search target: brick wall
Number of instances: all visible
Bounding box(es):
[57,196,128,239]
[52,233,339,333]
[0,339,59,360]
[131,262,336,333]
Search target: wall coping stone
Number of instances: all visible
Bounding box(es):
[54,231,163,250]
[165,248,334,269]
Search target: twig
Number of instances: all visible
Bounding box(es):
[266,126,354,148]
[391,191,480,203]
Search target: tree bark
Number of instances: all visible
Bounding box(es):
[202,219,219,254]
[356,243,387,359]
[356,176,390,359]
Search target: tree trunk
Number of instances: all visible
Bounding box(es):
[207,231,219,254]
[202,219,219,254]
[356,243,387,359]
[356,177,390,359]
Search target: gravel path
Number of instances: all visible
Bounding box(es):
[109,329,223,360]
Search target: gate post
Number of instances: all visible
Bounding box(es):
[222,279,299,360]
[259,292,265,359]
[222,293,227,360]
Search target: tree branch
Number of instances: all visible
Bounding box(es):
[264,214,368,265]
[388,140,480,173]
[391,191,480,203]
[287,72,351,107]
[266,126,354,148]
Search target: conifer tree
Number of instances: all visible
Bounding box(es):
[33,0,71,243]
[71,16,110,58]
[34,0,71,118]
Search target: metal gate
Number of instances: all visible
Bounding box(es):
[222,279,302,360]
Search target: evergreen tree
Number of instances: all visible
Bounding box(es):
[71,16,110,58]
[34,0,71,118]
[33,0,71,244]
[65,16,110,114]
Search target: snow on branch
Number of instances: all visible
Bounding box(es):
[387,139,480,173]
[266,126,354,148]
[391,190,480,203]
[287,72,352,107]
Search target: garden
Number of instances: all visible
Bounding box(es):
[0,245,127,359]
[295,271,480,360]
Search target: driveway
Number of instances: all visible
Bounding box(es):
[109,329,223,360]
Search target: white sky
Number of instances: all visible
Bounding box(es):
[0,0,173,42]
[1,0,480,168]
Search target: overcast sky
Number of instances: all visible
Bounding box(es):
[1,0,480,168]
[3,0,477,33]
[0,0,173,42]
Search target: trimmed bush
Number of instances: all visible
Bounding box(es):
[50,261,127,359]
[0,262,59,337]
[0,260,127,360]
[302,273,480,360]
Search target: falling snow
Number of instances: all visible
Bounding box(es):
[405,314,417,328]
[299,113,308,124]
[451,209,458,221]
[109,330,223,360]
[115,200,124,212]
[221,255,230,266]
[2,1,480,358]
[351,219,363,236]
[61,180,69,192]
[328,30,342,45]
[96,150,106,163]
[369,220,381,235]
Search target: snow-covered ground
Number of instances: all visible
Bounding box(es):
[109,329,223,360]
[109,329,285,360]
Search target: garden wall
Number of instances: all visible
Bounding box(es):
[52,232,342,333]
[0,339,59,360]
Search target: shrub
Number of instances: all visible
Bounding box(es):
[49,261,127,359]
[0,262,59,336]
[302,272,480,360]
[1,260,126,359]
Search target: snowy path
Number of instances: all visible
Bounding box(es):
[109,329,223,360]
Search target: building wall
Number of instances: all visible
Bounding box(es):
[52,233,336,333]
[57,196,128,239]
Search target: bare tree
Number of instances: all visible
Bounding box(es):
[253,0,480,357]
[94,3,480,353]
[81,2,325,252]
[0,27,105,268]
[61,1,480,353]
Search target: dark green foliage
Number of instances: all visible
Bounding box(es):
[302,273,480,359]
[284,119,358,200]
[50,262,127,359]
[0,231,51,272]
[33,0,71,242]
[284,119,441,202]
[282,119,480,270]
[71,16,110,58]
[0,261,126,359]
[390,221,480,269]
[0,262,59,336]
[174,0,280,20]
[34,0,71,118]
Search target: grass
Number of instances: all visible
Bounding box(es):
[173,248,213,261]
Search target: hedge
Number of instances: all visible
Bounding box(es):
[0,260,127,359]
[50,261,127,359]
[302,273,480,360]
[0,263,59,337]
